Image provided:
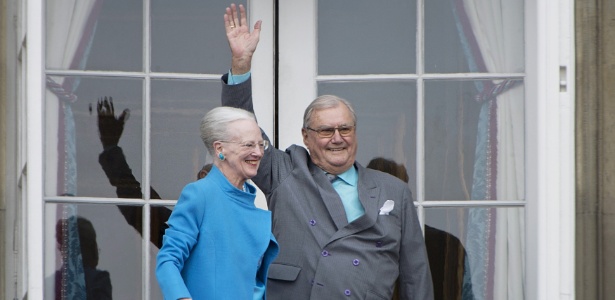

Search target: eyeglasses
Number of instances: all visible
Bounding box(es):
[220,140,270,150]
[305,125,355,138]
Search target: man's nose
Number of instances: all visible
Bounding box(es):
[330,129,344,142]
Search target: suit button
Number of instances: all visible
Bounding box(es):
[376,241,382,247]
[309,219,316,226]
[353,259,360,266]
[344,289,351,296]
[321,250,329,257]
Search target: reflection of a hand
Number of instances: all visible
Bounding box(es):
[97,97,130,149]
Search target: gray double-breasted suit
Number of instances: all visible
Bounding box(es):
[221,75,433,300]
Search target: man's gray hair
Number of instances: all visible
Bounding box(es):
[200,106,256,156]
[302,95,357,128]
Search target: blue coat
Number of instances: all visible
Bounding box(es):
[156,166,279,299]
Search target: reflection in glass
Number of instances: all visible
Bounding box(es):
[45,203,142,299]
[46,0,143,72]
[318,1,416,75]
[424,0,469,73]
[319,81,417,193]
[424,0,524,74]
[425,207,525,300]
[45,77,143,198]
[150,79,220,199]
[424,80,524,201]
[151,0,247,73]
[53,215,112,299]
[118,203,171,249]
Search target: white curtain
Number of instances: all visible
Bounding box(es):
[459,0,525,299]
[46,0,102,196]
[44,1,103,299]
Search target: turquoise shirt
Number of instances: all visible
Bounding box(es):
[330,166,365,222]
[228,70,251,85]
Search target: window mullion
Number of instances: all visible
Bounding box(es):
[142,0,152,299]
[416,0,426,230]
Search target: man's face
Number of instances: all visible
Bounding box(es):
[302,104,357,175]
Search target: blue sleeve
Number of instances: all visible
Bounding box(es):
[227,69,251,85]
[155,182,204,300]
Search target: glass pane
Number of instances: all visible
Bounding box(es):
[150,79,220,199]
[425,0,524,73]
[45,203,143,299]
[425,206,525,300]
[46,0,143,72]
[149,205,175,300]
[318,1,416,75]
[318,81,417,194]
[424,79,525,201]
[151,0,247,73]
[424,0,470,73]
[44,77,143,198]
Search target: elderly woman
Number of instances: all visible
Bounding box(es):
[156,106,279,300]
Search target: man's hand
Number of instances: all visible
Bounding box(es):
[97,97,130,149]
[224,3,261,75]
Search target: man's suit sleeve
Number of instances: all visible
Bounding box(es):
[399,186,435,300]
[98,145,170,248]
[220,73,277,196]
[221,73,255,113]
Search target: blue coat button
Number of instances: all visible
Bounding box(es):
[376,241,382,247]
[353,259,360,266]
[344,289,351,296]
[309,219,316,226]
[321,250,329,257]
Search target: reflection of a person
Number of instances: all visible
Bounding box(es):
[55,216,112,300]
[219,4,433,299]
[96,98,169,248]
[156,106,279,300]
[366,157,474,300]
[97,97,214,249]
[96,97,169,248]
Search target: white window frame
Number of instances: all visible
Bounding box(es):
[4,1,28,299]
[23,0,574,299]
[26,0,45,298]
[525,0,576,299]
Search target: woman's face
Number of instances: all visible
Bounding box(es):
[216,119,264,187]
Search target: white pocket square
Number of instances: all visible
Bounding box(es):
[379,200,394,215]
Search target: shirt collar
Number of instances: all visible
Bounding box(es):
[330,166,358,187]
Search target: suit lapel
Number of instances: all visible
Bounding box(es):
[312,165,349,230]
[328,165,380,245]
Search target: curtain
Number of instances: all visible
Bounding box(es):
[46,0,104,298]
[453,0,525,299]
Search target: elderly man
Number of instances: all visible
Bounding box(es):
[220,4,433,299]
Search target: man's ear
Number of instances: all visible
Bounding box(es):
[301,128,309,147]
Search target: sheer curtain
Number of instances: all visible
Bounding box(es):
[453,0,525,299]
[45,0,104,298]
